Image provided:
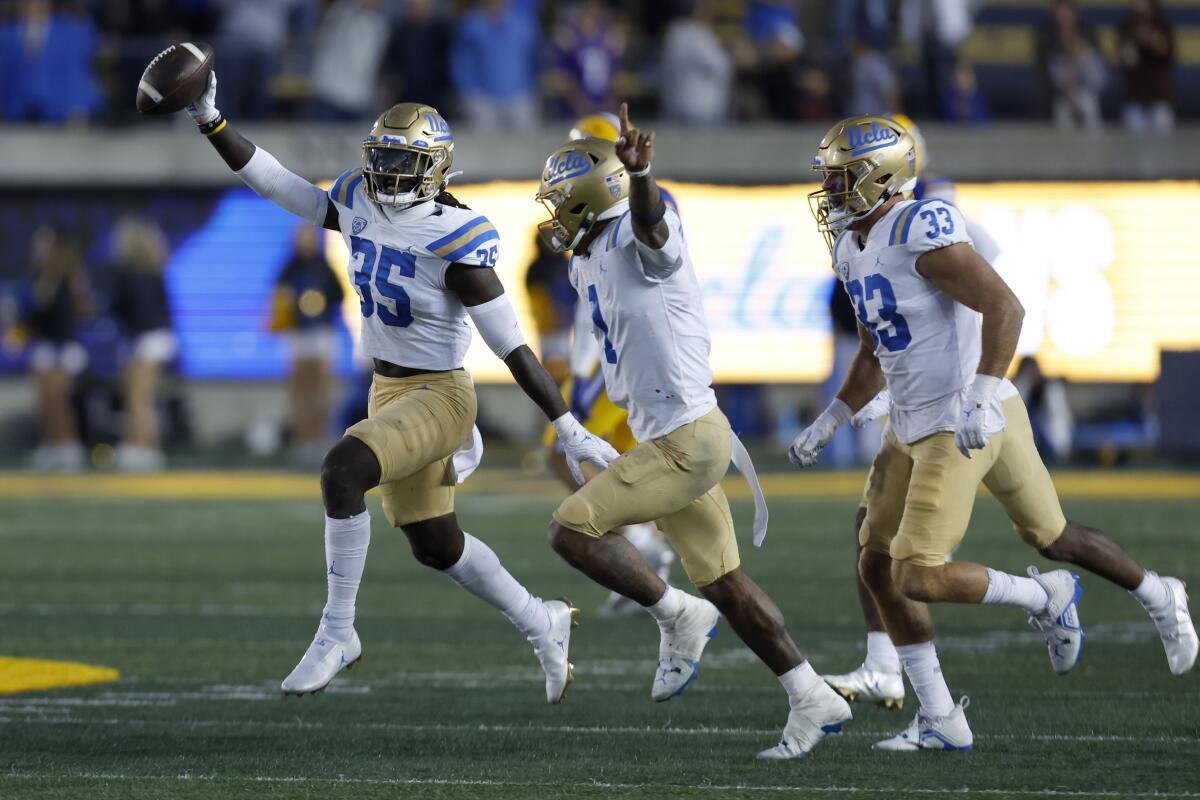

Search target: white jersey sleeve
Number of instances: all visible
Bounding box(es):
[895,198,972,257]
[606,207,685,282]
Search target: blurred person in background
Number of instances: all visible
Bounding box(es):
[25,226,91,472]
[109,216,176,473]
[380,0,453,113]
[1117,0,1176,133]
[451,0,540,130]
[940,61,990,124]
[0,0,101,123]
[550,0,625,120]
[268,225,345,467]
[1012,357,1073,463]
[745,0,809,121]
[523,231,574,385]
[898,0,974,119]
[1038,0,1106,132]
[309,0,391,122]
[847,24,899,117]
[660,0,735,125]
[214,0,316,120]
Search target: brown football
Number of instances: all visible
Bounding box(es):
[136,42,214,115]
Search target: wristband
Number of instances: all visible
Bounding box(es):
[966,373,1003,407]
[199,113,226,137]
[825,398,853,427]
[627,164,651,178]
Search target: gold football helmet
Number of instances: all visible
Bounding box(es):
[569,112,620,142]
[362,103,455,207]
[535,138,629,252]
[809,115,917,252]
[889,113,927,175]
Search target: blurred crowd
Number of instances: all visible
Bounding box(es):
[0,0,1184,132]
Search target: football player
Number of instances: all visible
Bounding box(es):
[177,73,620,702]
[823,114,1005,710]
[537,104,851,760]
[543,112,677,618]
[794,115,1197,751]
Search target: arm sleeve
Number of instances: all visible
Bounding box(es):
[235,147,328,228]
[626,208,685,282]
[895,200,972,257]
[466,294,527,359]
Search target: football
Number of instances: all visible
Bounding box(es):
[135,42,214,115]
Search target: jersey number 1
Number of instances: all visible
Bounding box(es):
[846,273,912,352]
[586,284,617,364]
[350,236,414,327]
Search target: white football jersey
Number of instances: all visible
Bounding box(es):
[327,168,499,370]
[568,208,716,440]
[834,198,1016,444]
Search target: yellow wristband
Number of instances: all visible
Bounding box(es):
[204,119,227,137]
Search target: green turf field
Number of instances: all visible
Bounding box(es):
[2,483,1198,799]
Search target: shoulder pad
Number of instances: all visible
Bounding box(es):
[330,168,364,209]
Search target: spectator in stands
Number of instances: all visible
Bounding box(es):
[214,0,316,121]
[941,61,991,124]
[550,0,625,120]
[1118,0,1176,133]
[268,226,344,468]
[1013,356,1074,462]
[109,216,176,473]
[1038,0,1106,132]
[0,0,102,124]
[846,24,900,117]
[899,0,975,119]
[380,0,453,113]
[660,0,735,125]
[451,0,540,131]
[309,0,392,121]
[745,0,808,120]
[25,226,91,472]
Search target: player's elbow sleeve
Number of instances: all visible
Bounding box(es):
[235,147,327,227]
[468,294,526,359]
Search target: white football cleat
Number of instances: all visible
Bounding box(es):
[874,696,973,752]
[651,593,720,702]
[756,681,852,760]
[1026,567,1085,675]
[531,598,579,704]
[281,627,362,695]
[1150,576,1197,675]
[824,664,905,709]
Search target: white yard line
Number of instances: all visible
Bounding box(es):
[2,772,1197,798]
[0,716,1195,745]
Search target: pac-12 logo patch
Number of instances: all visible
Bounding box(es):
[835,261,850,281]
[352,217,367,235]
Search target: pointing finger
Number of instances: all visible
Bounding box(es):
[618,102,631,135]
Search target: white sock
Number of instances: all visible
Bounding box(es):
[1132,570,1170,613]
[647,584,684,623]
[443,532,551,640]
[320,510,371,642]
[864,631,901,674]
[897,641,954,718]
[982,568,1049,615]
[778,660,822,700]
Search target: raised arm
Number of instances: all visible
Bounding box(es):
[186,73,339,232]
[445,264,619,483]
[614,102,668,250]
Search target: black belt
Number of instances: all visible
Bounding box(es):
[372,359,461,379]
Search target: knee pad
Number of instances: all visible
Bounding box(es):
[553,493,600,538]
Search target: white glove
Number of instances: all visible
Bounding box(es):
[851,390,891,428]
[788,399,852,467]
[186,71,220,125]
[554,413,621,485]
[955,374,1005,458]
